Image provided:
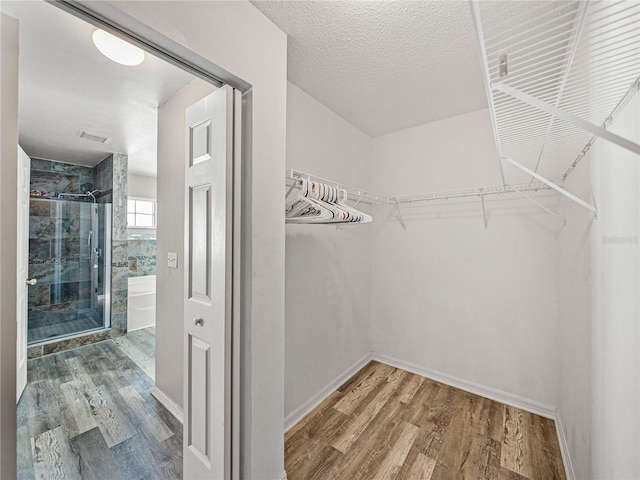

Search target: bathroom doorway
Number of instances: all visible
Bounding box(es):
[1,0,258,477]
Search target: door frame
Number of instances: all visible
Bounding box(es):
[2,3,251,478]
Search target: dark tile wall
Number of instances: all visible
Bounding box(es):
[29,158,94,197]
[128,239,157,277]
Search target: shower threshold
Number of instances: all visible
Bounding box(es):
[26,327,123,359]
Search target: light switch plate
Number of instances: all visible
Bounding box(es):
[167,252,178,268]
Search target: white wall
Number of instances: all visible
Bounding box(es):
[108,2,288,478]
[371,109,559,410]
[156,78,215,410]
[556,154,593,480]
[128,173,156,199]
[591,93,640,480]
[0,12,19,477]
[285,83,372,421]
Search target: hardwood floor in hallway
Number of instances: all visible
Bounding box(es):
[18,327,183,480]
[285,361,566,480]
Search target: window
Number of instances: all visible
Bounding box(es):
[127,198,156,228]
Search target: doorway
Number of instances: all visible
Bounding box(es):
[1,1,249,478]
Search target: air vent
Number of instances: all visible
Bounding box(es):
[79,131,110,143]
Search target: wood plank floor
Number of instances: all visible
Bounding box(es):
[285,361,566,480]
[17,327,183,480]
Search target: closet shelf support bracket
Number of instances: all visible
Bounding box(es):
[512,187,566,226]
[492,82,640,156]
[502,156,597,217]
[479,190,488,229]
[395,201,407,231]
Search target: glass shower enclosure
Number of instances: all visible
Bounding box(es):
[27,198,111,344]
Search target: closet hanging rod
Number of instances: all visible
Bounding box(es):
[286,169,558,205]
[390,180,557,205]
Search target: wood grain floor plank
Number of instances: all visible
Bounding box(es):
[86,384,136,447]
[461,434,502,480]
[31,426,81,480]
[68,427,124,480]
[333,362,394,415]
[286,390,344,442]
[326,398,409,480]
[501,405,531,477]
[403,452,437,480]
[286,394,348,464]
[17,423,36,480]
[118,385,174,442]
[337,361,377,393]
[370,420,420,480]
[111,336,155,379]
[26,379,62,440]
[472,396,505,442]
[397,374,425,404]
[65,356,97,390]
[59,380,98,437]
[330,371,406,453]
[499,467,529,480]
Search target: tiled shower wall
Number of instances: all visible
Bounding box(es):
[30,158,94,196]
[128,239,157,276]
[94,154,129,332]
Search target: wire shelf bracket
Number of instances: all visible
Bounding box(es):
[502,156,597,217]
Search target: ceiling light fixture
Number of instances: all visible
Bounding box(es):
[92,29,145,66]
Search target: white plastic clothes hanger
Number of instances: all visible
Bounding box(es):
[336,189,372,223]
[286,178,335,223]
[311,182,346,222]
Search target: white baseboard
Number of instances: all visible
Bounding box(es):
[284,352,372,432]
[150,386,184,424]
[554,414,575,480]
[371,353,557,419]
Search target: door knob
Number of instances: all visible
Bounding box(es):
[25,278,37,286]
[194,317,204,326]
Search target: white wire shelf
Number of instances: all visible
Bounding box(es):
[471,0,640,190]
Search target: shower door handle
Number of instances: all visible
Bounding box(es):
[25,278,37,286]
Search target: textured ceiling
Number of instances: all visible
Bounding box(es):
[251,0,489,137]
[1,1,194,176]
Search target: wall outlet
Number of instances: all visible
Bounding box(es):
[167,252,178,268]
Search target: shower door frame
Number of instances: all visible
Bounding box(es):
[26,198,113,346]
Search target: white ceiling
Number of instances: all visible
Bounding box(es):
[251,0,490,137]
[0,1,195,177]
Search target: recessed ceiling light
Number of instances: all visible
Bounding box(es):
[92,29,145,66]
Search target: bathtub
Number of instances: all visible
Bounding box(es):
[127,275,156,331]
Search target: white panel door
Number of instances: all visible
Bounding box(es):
[184,85,234,480]
[16,146,30,402]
